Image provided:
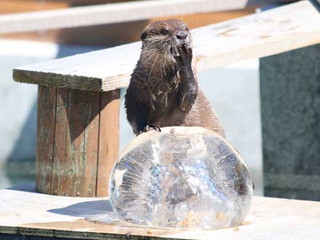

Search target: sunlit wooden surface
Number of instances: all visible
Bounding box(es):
[1,187,320,239]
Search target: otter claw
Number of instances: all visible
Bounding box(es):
[174,44,192,67]
[171,47,180,57]
[140,125,161,134]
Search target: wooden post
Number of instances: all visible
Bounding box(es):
[36,86,120,197]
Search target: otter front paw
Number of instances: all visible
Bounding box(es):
[139,125,161,134]
[174,44,192,68]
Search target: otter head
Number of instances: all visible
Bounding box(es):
[140,19,192,58]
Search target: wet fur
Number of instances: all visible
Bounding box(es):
[125,19,225,137]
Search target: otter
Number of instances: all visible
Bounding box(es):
[125,19,225,137]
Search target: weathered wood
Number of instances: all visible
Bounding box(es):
[13,1,320,92]
[0,0,69,14]
[1,187,320,240]
[96,90,120,197]
[36,86,57,194]
[51,88,69,195]
[0,0,294,34]
[82,91,100,197]
[68,90,88,196]
[0,10,253,45]
[36,87,120,197]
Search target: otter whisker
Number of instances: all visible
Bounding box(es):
[143,51,157,68]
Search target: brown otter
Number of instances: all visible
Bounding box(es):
[125,19,225,137]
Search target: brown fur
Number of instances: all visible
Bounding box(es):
[183,90,225,137]
[125,19,225,138]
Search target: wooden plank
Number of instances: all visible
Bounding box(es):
[0,0,293,34]
[51,88,69,195]
[13,1,320,92]
[61,90,73,196]
[0,10,253,45]
[81,91,100,197]
[36,86,57,194]
[1,187,320,239]
[35,87,43,192]
[68,90,87,196]
[0,0,69,14]
[52,89,102,197]
[96,90,120,197]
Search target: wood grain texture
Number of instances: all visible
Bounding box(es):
[36,86,57,194]
[51,88,69,195]
[1,188,320,240]
[36,87,119,197]
[96,90,120,197]
[0,10,253,45]
[82,91,100,197]
[13,1,320,92]
[0,0,294,34]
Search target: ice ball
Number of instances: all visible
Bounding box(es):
[110,127,253,229]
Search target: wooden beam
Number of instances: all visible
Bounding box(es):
[0,0,69,14]
[0,0,295,34]
[13,1,320,92]
[0,10,254,47]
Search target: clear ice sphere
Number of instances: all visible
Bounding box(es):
[110,127,253,229]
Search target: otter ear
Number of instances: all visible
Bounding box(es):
[140,31,147,41]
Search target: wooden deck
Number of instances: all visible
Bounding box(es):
[1,186,320,239]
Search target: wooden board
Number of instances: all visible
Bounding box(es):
[0,0,69,14]
[13,1,320,92]
[51,88,70,196]
[0,187,320,239]
[35,87,120,197]
[36,86,57,194]
[0,0,294,34]
[96,90,120,197]
[0,10,254,46]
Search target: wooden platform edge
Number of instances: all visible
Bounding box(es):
[1,187,320,240]
[13,69,105,91]
[0,225,149,240]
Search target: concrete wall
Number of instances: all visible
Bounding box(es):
[261,44,320,200]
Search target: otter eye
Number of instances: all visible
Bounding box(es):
[140,31,147,41]
[161,29,169,35]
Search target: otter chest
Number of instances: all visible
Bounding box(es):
[148,83,185,126]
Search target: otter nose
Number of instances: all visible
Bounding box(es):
[176,31,188,40]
